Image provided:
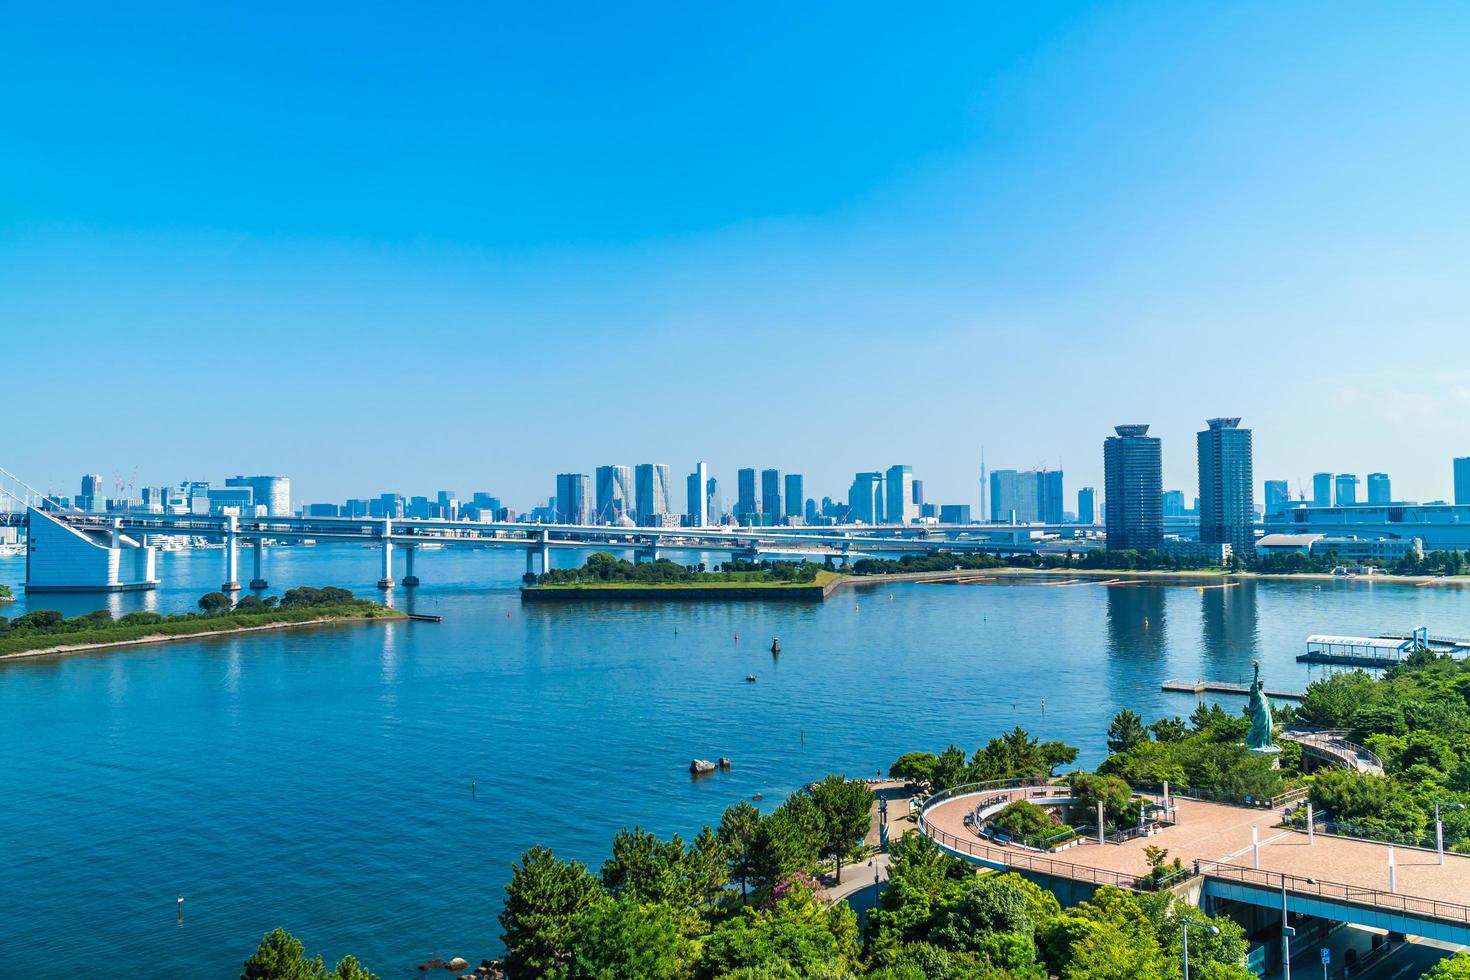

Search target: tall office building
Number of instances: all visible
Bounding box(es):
[910,479,925,509]
[783,473,804,520]
[706,477,722,524]
[1456,457,1470,505]
[594,465,634,524]
[1312,472,1333,508]
[1039,470,1064,524]
[886,465,916,524]
[760,469,783,525]
[635,464,672,526]
[77,473,103,512]
[1334,473,1358,507]
[1161,490,1186,517]
[1103,424,1163,551]
[1367,472,1391,505]
[736,468,759,522]
[1263,480,1289,517]
[686,462,709,527]
[554,473,591,524]
[1077,487,1096,525]
[849,472,884,524]
[225,476,291,517]
[1197,417,1255,557]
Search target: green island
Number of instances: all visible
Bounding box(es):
[523,553,842,601]
[0,586,403,659]
[0,582,13,602]
[241,648,1470,979]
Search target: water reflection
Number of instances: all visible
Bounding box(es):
[1199,581,1259,680]
[1105,584,1168,661]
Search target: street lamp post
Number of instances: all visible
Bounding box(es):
[1435,801,1465,865]
[1182,921,1220,980]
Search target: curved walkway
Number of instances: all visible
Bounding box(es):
[1280,728,1384,775]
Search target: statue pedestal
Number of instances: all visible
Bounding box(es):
[1248,744,1282,769]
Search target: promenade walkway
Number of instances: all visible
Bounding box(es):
[923,792,1470,910]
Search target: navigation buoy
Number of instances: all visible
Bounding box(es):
[771,638,781,654]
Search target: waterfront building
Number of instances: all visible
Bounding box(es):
[804,497,818,523]
[989,468,1063,523]
[886,465,916,524]
[206,487,253,514]
[735,468,759,521]
[378,493,405,519]
[1162,490,1186,517]
[594,465,634,525]
[407,495,431,519]
[1313,472,1333,508]
[1367,472,1391,505]
[1335,473,1359,506]
[939,503,972,524]
[1278,502,1470,551]
[1077,487,1096,525]
[305,503,340,517]
[1263,480,1289,517]
[344,498,370,518]
[848,471,884,525]
[1257,532,1424,563]
[1455,457,1470,505]
[1103,424,1163,551]
[225,476,291,517]
[760,469,783,525]
[911,479,924,509]
[24,507,156,592]
[705,477,722,525]
[77,473,104,512]
[1040,470,1064,524]
[555,473,591,524]
[1197,417,1255,558]
[784,473,804,520]
[686,462,709,527]
[635,463,672,526]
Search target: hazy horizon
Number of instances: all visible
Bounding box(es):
[5,3,1468,508]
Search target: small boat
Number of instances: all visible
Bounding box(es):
[745,674,757,683]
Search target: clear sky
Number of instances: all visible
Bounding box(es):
[4,2,1469,511]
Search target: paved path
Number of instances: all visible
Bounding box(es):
[924,793,1470,908]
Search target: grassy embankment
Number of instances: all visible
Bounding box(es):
[0,603,403,658]
[528,569,842,591]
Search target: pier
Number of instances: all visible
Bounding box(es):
[1161,679,1304,701]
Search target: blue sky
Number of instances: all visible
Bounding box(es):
[4,2,1469,510]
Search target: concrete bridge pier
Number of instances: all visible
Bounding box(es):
[249,539,267,590]
[539,533,550,575]
[222,515,241,592]
[377,519,395,589]
[525,547,536,578]
[402,544,419,588]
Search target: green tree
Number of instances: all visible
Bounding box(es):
[330,957,377,980]
[928,873,1034,954]
[500,846,601,979]
[1298,671,1377,728]
[691,825,731,907]
[889,752,940,784]
[1068,773,1135,828]
[750,801,821,896]
[1149,717,1188,743]
[198,591,234,614]
[808,775,873,884]
[241,929,327,980]
[1425,952,1470,978]
[1106,710,1148,754]
[601,827,697,908]
[698,885,859,979]
[931,745,971,791]
[718,801,762,900]
[559,898,698,979]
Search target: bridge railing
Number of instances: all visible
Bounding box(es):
[1197,862,1470,928]
[1132,781,1307,811]
[920,819,1189,892]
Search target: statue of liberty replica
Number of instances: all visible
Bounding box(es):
[1245,660,1280,757]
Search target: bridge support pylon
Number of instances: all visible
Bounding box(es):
[377,519,395,589]
[248,539,267,590]
[222,515,241,592]
[402,544,419,588]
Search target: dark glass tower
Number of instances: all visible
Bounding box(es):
[1197,417,1255,557]
[1103,424,1163,551]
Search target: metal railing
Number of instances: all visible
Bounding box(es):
[921,819,1190,892]
[1281,728,1383,774]
[1133,781,1307,810]
[1197,862,1470,928]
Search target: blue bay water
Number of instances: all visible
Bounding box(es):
[0,546,1466,976]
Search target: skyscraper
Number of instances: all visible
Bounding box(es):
[594,465,633,524]
[1161,490,1186,517]
[1103,424,1163,551]
[1312,472,1333,508]
[706,477,722,524]
[687,461,709,527]
[635,464,671,526]
[886,465,916,524]
[848,472,884,524]
[760,469,783,525]
[910,479,924,508]
[1039,470,1064,525]
[1334,473,1358,507]
[1456,457,1470,506]
[225,475,291,517]
[554,473,591,524]
[736,468,759,522]
[783,473,804,520]
[1077,487,1096,525]
[77,473,103,512]
[1197,417,1255,557]
[1367,472,1391,505]
[1263,480,1289,517]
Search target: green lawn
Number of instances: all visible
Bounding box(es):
[528,570,841,590]
[0,603,404,656]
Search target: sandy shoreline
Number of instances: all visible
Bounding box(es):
[839,567,1470,588]
[0,614,401,664]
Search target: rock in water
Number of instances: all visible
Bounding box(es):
[446,958,469,972]
[690,759,717,774]
[718,757,732,769]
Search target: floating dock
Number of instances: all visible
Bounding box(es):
[1161,679,1305,701]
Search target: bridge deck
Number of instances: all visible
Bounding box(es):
[924,793,1470,911]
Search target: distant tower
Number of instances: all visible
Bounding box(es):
[1103,425,1163,551]
[1197,417,1255,557]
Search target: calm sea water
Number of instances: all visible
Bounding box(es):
[0,546,1466,977]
